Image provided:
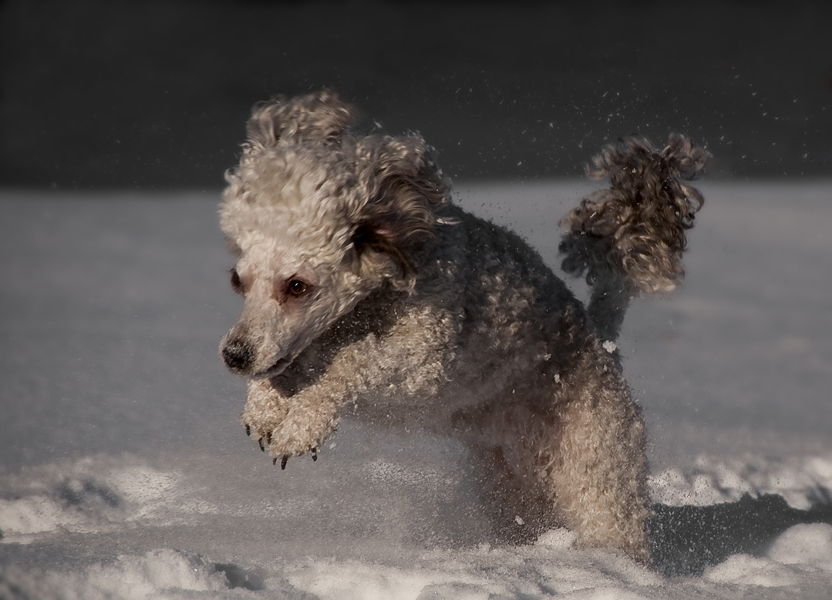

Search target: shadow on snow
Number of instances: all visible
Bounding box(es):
[650,488,832,576]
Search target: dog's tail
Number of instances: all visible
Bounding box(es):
[559,134,709,342]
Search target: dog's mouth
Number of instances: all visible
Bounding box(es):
[253,356,293,379]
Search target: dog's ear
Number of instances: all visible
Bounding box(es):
[245,89,358,151]
[351,135,450,290]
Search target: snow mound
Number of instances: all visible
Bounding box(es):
[283,544,663,600]
[768,523,832,570]
[0,457,185,544]
[0,549,229,600]
[703,554,799,587]
[692,524,832,590]
[649,452,832,509]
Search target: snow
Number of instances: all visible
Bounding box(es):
[1,180,831,598]
[768,523,832,569]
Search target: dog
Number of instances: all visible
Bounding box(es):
[218,90,708,562]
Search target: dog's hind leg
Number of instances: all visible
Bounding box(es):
[467,443,558,546]
[464,400,564,546]
[543,380,652,563]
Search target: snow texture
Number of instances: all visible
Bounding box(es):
[1,180,832,598]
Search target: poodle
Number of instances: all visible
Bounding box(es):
[218,90,708,563]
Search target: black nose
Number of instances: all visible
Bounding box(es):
[222,340,255,372]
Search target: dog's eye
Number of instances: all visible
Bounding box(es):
[230,269,245,295]
[287,279,308,297]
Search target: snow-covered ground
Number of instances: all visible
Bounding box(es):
[1,180,831,599]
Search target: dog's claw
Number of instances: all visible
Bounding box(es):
[258,438,265,452]
[281,455,289,470]
[266,431,272,444]
[272,456,277,466]
[245,424,250,436]
[311,448,318,462]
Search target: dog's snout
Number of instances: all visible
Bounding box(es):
[222,339,255,372]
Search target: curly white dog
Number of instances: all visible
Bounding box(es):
[219,90,708,562]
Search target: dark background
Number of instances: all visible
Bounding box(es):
[1,0,830,189]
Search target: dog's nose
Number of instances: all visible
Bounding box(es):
[222,340,255,372]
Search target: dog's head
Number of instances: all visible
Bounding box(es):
[219,90,450,378]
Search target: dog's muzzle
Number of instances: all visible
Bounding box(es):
[221,339,255,373]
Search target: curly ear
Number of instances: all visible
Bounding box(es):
[350,135,451,290]
[245,89,358,151]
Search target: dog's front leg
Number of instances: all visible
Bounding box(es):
[241,378,292,452]
[242,376,345,466]
[242,379,338,466]
[263,380,341,464]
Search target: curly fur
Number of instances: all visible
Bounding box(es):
[559,134,709,340]
[218,90,708,564]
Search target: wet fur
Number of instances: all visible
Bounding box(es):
[219,90,707,563]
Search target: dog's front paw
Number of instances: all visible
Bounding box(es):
[241,379,290,451]
[269,446,319,470]
[264,400,337,468]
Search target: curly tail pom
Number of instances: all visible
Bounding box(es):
[559,133,709,296]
